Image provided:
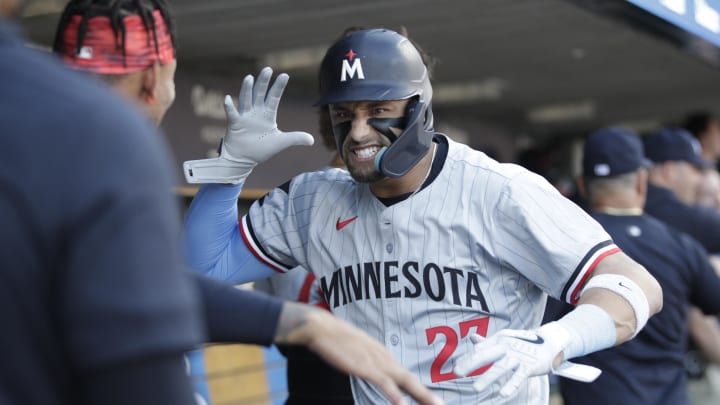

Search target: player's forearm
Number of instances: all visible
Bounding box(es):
[273,301,322,345]
[192,272,282,345]
[551,252,663,365]
[184,183,244,279]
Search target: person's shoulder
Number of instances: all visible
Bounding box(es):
[640,213,671,231]
[644,213,707,253]
[650,184,720,221]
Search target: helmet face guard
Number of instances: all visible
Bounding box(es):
[374,99,434,177]
[316,29,434,178]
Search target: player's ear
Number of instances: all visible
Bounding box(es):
[140,62,160,105]
[636,169,648,197]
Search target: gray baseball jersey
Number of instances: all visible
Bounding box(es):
[253,167,336,308]
[241,136,617,405]
[253,267,326,307]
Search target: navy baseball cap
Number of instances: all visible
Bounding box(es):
[642,127,714,169]
[583,127,652,177]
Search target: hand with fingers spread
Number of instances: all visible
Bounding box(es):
[453,322,571,399]
[183,67,314,184]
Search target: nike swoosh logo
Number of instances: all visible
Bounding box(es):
[618,281,631,290]
[512,335,544,344]
[336,216,358,231]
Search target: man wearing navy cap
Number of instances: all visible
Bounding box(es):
[554,127,720,405]
[644,128,720,403]
[643,128,720,253]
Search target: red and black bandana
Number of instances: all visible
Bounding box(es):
[60,9,174,74]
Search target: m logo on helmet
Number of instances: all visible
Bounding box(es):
[340,49,364,82]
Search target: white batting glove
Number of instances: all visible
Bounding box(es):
[183,67,314,184]
[453,322,572,399]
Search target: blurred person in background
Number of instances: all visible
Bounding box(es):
[695,170,720,211]
[549,127,720,405]
[683,112,720,216]
[683,112,720,163]
[679,112,720,405]
[642,127,720,405]
[643,128,720,253]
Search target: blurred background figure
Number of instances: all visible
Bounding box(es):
[678,112,720,405]
[683,112,720,164]
[643,128,720,254]
[695,169,720,211]
[548,127,720,405]
[682,112,720,213]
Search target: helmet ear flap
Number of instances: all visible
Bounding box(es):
[375,99,434,178]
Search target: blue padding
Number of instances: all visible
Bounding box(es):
[186,349,212,405]
[263,345,288,405]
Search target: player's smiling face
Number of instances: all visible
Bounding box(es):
[329,99,409,183]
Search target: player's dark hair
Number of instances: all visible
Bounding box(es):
[682,112,718,140]
[52,0,177,67]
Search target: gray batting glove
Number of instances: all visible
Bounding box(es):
[453,322,571,399]
[183,67,314,184]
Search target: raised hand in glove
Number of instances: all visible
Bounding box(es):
[453,322,600,399]
[184,67,314,184]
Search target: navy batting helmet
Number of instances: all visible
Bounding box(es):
[316,28,434,178]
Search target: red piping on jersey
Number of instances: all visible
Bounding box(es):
[298,273,316,303]
[238,219,286,274]
[569,247,621,305]
[316,287,331,311]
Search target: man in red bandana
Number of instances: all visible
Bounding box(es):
[54,0,178,124]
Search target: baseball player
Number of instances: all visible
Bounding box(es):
[253,26,435,405]
[183,29,663,404]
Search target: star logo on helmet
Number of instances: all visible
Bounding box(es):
[340,50,364,82]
